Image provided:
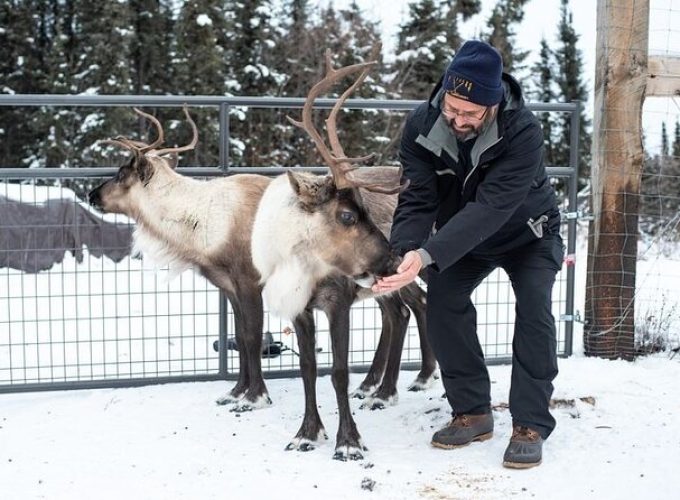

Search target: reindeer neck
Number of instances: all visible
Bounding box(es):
[133,169,210,250]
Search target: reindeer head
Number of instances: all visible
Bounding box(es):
[285,46,408,285]
[88,107,196,217]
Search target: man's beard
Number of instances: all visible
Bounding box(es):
[449,108,497,142]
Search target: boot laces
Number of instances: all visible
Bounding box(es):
[512,425,539,441]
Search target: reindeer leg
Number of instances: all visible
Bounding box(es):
[361,294,410,410]
[223,286,271,413]
[286,309,328,452]
[351,297,389,400]
[401,283,439,391]
[327,302,367,461]
[215,293,249,406]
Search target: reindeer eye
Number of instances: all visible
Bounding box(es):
[338,210,357,226]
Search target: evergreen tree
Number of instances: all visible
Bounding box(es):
[390,0,451,100]
[0,0,52,168]
[267,0,316,166]
[554,0,591,186]
[661,121,669,157]
[173,0,230,166]
[223,0,283,167]
[326,2,386,164]
[484,0,530,73]
[129,0,175,95]
[443,0,482,53]
[531,38,558,169]
[673,121,680,158]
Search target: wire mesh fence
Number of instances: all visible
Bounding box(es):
[583,0,680,359]
[0,97,580,393]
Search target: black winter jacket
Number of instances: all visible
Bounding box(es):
[390,73,559,273]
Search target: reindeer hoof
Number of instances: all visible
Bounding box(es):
[350,389,369,400]
[286,430,328,452]
[333,444,368,461]
[228,394,272,413]
[215,393,243,406]
[285,440,316,452]
[360,394,397,410]
[407,373,439,392]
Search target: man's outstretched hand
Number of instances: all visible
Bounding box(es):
[372,250,422,294]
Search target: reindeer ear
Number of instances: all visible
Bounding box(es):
[163,153,179,170]
[136,156,153,184]
[287,171,335,210]
[287,170,302,195]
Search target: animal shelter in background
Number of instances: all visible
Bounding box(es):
[0,95,581,393]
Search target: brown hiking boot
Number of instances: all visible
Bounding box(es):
[431,413,494,449]
[502,425,543,469]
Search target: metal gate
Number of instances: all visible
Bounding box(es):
[0,95,580,393]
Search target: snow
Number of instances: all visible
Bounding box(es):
[2,355,679,499]
[1,183,679,499]
[196,14,212,27]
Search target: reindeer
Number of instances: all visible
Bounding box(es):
[87,103,436,427]
[88,108,272,412]
[251,49,437,460]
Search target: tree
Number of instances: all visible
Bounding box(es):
[673,121,680,158]
[484,0,530,73]
[129,0,175,95]
[0,0,52,168]
[554,0,591,186]
[443,0,482,53]
[531,38,558,172]
[223,0,283,167]
[660,121,669,158]
[390,0,452,100]
[173,0,230,166]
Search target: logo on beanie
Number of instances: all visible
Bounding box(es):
[445,75,474,101]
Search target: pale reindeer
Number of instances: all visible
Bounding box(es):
[87,102,436,431]
[251,49,438,460]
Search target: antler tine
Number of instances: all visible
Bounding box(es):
[326,43,381,163]
[287,47,379,188]
[153,105,199,156]
[132,107,165,152]
[353,178,410,195]
[114,136,149,149]
[100,138,139,154]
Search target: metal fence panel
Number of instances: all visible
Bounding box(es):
[0,96,579,393]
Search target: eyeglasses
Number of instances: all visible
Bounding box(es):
[441,100,488,122]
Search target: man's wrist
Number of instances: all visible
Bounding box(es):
[415,248,434,268]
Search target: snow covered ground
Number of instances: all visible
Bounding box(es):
[2,182,680,499]
[2,354,679,500]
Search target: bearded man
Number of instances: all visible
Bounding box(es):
[373,40,564,469]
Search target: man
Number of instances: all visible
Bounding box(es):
[373,40,564,469]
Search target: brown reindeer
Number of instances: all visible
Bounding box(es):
[87,104,436,427]
[251,49,437,460]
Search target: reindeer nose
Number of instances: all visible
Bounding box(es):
[88,190,100,207]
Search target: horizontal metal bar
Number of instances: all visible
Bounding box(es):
[0,373,224,394]
[0,165,573,180]
[0,94,581,113]
[0,166,328,179]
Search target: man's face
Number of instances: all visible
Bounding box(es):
[441,93,496,141]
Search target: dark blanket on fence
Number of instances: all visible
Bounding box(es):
[0,195,133,273]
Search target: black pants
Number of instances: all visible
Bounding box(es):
[426,233,564,439]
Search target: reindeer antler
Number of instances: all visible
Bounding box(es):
[153,105,198,156]
[289,45,408,195]
[100,105,198,157]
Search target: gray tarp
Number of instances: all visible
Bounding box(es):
[0,195,133,273]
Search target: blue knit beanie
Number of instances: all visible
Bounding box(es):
[443,40,503,106]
